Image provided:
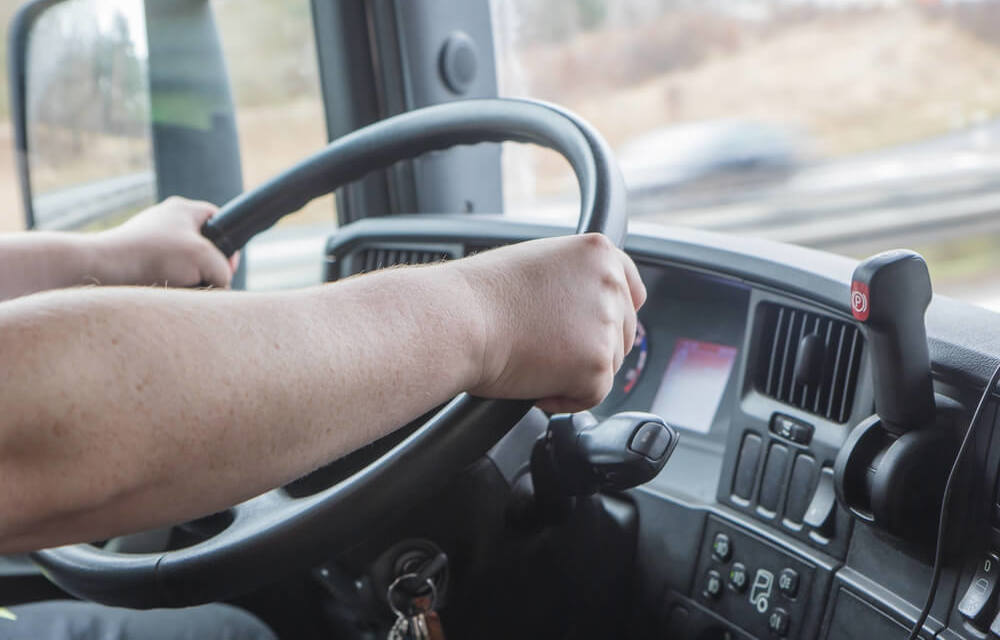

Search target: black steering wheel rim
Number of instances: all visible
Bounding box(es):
[32,98,627,608]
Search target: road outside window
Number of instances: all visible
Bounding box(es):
[494,0,1000,310]
[212,0,334,291]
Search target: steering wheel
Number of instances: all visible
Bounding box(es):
[31,98,627,608]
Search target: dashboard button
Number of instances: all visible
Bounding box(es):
[733,432,762,501]
[712,533,732,562]
[704,569,723,600]
[778,568,799,598]
[770,414,813,445]
[758,443,790,514]
[804,467,837,534]
[728,562,748,593]
[785,455,817,525]
[959,553,1000,627]
[768,607,790,636]
[628,422,671,460]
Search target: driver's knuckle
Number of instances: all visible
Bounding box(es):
[600,270,623,291]
[581,232,613,254]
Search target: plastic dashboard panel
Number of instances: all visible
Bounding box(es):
[325,215,1000,640]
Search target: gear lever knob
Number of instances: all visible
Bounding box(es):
[512,412,679,529]
[851,250,935,434]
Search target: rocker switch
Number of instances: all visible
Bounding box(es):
[960,553,1000,628]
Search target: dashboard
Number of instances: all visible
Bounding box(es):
[325,215,1000,640]
[597,264,749,447]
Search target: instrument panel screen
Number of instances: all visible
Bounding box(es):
[599,261,750,444]
[651,338,739,434]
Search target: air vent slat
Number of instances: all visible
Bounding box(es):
[799,315,820,406]
[826,324,847,419]
[793,313,811,405]
[766,307,786,397]
[776,310,797,402]
[813,318,834,414]
[754,302,864,424]
[349,246,456,276]
[838,328,863,423]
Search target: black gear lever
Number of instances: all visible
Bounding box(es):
[850,250,935,434]
[509,411,678,529]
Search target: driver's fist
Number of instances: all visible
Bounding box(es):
[453,234,646,413]
[92,196,238,288]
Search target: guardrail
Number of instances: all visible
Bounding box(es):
[33,171,156,230]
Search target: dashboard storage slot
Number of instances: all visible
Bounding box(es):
[754,303,864,424]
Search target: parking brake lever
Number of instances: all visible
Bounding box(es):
[835,250,966,543]
[850,250,935,434]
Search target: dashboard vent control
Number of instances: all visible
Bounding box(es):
[755,303,864,424]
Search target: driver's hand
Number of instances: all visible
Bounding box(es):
[93,196,238,288]
[453,233,646,413]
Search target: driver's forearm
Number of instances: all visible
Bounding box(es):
[0,265,482,552]
[0,232,108,301]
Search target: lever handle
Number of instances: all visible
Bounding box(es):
[546,411,678,495]
[851,250,935,433]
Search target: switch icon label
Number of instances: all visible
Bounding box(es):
[750,569,774,614]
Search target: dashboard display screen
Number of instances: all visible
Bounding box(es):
[598,262,749,444]
[650,338,739,434]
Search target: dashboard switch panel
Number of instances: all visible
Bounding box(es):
[695,517,816,639]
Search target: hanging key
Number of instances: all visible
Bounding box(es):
[386,573,440,640]
[411,593,446,640]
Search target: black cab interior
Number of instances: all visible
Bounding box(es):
[6,1,1000,639]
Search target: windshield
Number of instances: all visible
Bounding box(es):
[493,0,1000,311]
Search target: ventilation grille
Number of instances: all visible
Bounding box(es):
[755,303,864,423]
[349,246,454,275]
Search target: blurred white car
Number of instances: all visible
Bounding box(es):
[618,120,804,208]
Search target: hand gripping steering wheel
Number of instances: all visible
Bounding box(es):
[31,98,627,608]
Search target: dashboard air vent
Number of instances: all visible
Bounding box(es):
[348,246,455,276]
[754,303,864,423]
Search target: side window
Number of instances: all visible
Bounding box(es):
[22,0,156,232]
[211,0,333,291]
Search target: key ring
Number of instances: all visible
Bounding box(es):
[387,572,438,617]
